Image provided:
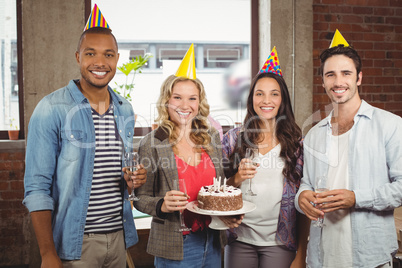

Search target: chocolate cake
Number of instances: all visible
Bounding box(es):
[197,184,243,211]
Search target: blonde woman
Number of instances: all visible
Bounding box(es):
[134,75,241,267]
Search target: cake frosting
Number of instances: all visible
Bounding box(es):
[197,181,243,211]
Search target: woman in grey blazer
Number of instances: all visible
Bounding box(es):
[134,75,242,267]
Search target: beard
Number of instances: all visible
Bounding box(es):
[329,87,357,105]
[80,72,113,89]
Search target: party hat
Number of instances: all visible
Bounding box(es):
[259,46,282,76]
[175,44,196,79]
[329,29,349,48]
[84,4,110,31]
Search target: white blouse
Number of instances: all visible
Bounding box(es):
[236,144,285,246]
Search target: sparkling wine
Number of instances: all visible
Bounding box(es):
[315,188,329,194]
[127,166,137,172]
[125,152,140,201]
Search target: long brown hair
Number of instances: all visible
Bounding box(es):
[229,72,302,182]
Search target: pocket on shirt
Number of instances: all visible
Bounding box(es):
[60,130,86,162]
[360,225,385,254]
[125,126,134,143]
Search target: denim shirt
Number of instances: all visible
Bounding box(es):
[295,100,402,268]
[23,80,138,260]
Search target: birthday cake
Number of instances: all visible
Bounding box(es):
[197,178,243,211]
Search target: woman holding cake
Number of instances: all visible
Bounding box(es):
[134,44,242,267]
[222,47,309,268]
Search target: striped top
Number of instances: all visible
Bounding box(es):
[85,104,123,234]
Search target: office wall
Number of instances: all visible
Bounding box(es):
[23,0,84,132]
[0,143,27,266]
[312,0,402,119]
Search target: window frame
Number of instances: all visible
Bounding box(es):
[86,0,258,136]
[0,0,24,139]
[0,0,257,139]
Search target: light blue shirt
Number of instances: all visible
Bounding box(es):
[23,80,138,260]
[295,100,402,268]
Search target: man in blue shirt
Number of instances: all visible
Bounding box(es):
[23,24,147,267]
[295,30,402,267]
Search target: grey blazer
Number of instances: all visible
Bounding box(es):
[134,127,225,260]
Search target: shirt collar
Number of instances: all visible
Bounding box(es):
[154,127,169,141]
[68,79,124,107]
[318,100,373,129]
[68,79,87,104]
[355,100,373,120]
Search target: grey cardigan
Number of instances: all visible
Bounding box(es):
[134,127,225,260]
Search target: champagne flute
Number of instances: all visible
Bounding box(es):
[313,175,329,228]
[124,152,140,201]
[173,178,191,232]
[244,148,258,196]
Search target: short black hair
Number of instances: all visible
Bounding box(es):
[76,27,118,52]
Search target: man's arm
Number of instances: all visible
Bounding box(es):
[317,189,356,213]
[31,211,63,268]
[297,189,325,221]
[353,115,402,211]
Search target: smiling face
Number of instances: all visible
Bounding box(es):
[322,54,362,105]
[75,32,119,91]
[167,80,200,128]
[252,77,282,123]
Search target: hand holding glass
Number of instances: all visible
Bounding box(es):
[124,152,140,201]
[173,179,191,232]
[313,176,329,228]
[244,148,258,196]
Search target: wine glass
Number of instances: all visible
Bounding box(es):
[244,148,258,196]
[124,152,140,201]
[313,175,329,228]
[173,178,191,232]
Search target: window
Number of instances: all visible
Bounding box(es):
[204,45,244,68]
[92,0,252,135]
[119,42,249,71]
[0,0,23,139]
[129,48,147,61]
[157,44,189,69]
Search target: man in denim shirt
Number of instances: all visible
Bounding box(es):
[23,25,146,267]
[295,31,402,267]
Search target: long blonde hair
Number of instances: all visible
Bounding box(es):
[156,75,212,152]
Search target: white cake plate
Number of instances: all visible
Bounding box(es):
[186,201,256,230]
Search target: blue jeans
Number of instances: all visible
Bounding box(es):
[154,229,221,268]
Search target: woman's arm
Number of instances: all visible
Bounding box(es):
[133,134,162,217]
[226,158,258,187]
[290,212,310,268]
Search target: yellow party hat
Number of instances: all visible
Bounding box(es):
[259,46,282,76]
[175,44,196,79]
[84,4,111,31]
[329,29,349,48]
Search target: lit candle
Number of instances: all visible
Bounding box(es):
[223,178,227,192]
[218,176,221,191]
